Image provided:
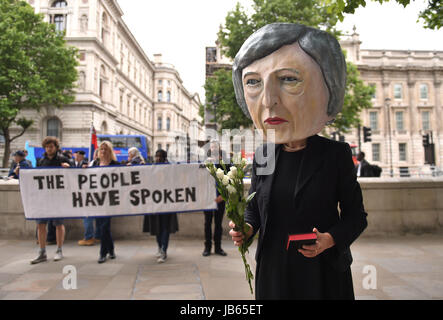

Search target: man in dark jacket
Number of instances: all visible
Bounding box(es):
[73,150,88,168]
[203,141,228,257]
[31,136,70,264]
[355,152,374,177]
[8,150,31,179]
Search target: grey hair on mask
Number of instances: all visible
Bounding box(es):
[232,23,346,119]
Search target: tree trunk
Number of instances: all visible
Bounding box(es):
[2,128,11,168]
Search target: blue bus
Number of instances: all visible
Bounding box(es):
[26,135,149,165]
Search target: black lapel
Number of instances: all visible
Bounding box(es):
[257,143,282,223]
[293,135,326,200]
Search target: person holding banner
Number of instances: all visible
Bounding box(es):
[92,141,120,264]
[143,149,179,263]
[31,137,71,264]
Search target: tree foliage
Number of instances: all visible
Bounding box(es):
[326,0,442,30]
[204,0,374,134]
[334,61,375,133]
[218,0,341,60]
[204,69,253,132]
[0,0,78,167]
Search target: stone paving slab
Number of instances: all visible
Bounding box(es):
[0,235,442,300]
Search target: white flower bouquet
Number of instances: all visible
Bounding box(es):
[205,154,256,294]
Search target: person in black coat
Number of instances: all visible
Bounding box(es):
[355,152,374,177]
[143,149,178,263]
[229,23,368,299]
[202,141,229,257]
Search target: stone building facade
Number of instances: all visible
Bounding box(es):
[340,30,443,176]
[1,0,203,164]
[205,30,443,176]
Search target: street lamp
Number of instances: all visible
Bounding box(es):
[385,97,394,177]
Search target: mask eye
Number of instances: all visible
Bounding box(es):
[280,76,299,83]
[246,79,261,86]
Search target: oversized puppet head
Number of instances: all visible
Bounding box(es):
[232,23,347,144]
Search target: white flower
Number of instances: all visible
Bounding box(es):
[241,158,247,166]
[226,184,236,194]
[216,168,224,180]
[229,166,238,174]
[222,175,230,186]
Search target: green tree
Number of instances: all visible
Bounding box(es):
[204,69,253,132]
[218,0,341,60]
[0,0,78,167]
[326,0,442,30]
[332,61,375,134]
[204,0,374,134]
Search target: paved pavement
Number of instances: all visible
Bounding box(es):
[0,234,442,300]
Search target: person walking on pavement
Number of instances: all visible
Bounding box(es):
[31,137,71,264]
[143,149,179,263]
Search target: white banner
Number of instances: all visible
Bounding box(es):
[19,163,217,219]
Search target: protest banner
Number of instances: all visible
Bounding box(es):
[19,163,217,219]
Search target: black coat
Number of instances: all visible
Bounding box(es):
[245,134,368,299]
[142,213,179,235]
[142,161,178,235]
[355,159,373,177]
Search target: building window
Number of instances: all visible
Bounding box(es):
[157,91,163,102]
[157,144,162,151]
[420,84,428,100]
[395,111,404,131]
[372,143,380,162]
[119,92,123,112]
[101,12,108,44]
[369,83,376,99]
[53,14,66,32]
[158,80,162,85]
[399,143,407,161]
[166,91,171,102]
[52,0,67,8]
[99,66,106,99]
[369,111,378,131]
[394,84,402,100]
[157,117,162,130]
[166,144,170,151]
[80,14,88,33]
[166,117,171,131]
[47,117,61,138]
[422,111,430,131]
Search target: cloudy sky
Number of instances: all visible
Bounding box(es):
[117,0,443,101]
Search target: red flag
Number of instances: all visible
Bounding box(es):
[89,124,98,161]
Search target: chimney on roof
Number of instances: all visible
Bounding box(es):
[153,53,163,64]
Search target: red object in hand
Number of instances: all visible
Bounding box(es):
[286,232,317,250]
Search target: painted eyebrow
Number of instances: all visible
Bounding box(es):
[275,68,300,74]
[243,71,260,79]
[243,68,301,79]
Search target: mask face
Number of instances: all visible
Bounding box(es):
[242,42,332,144]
